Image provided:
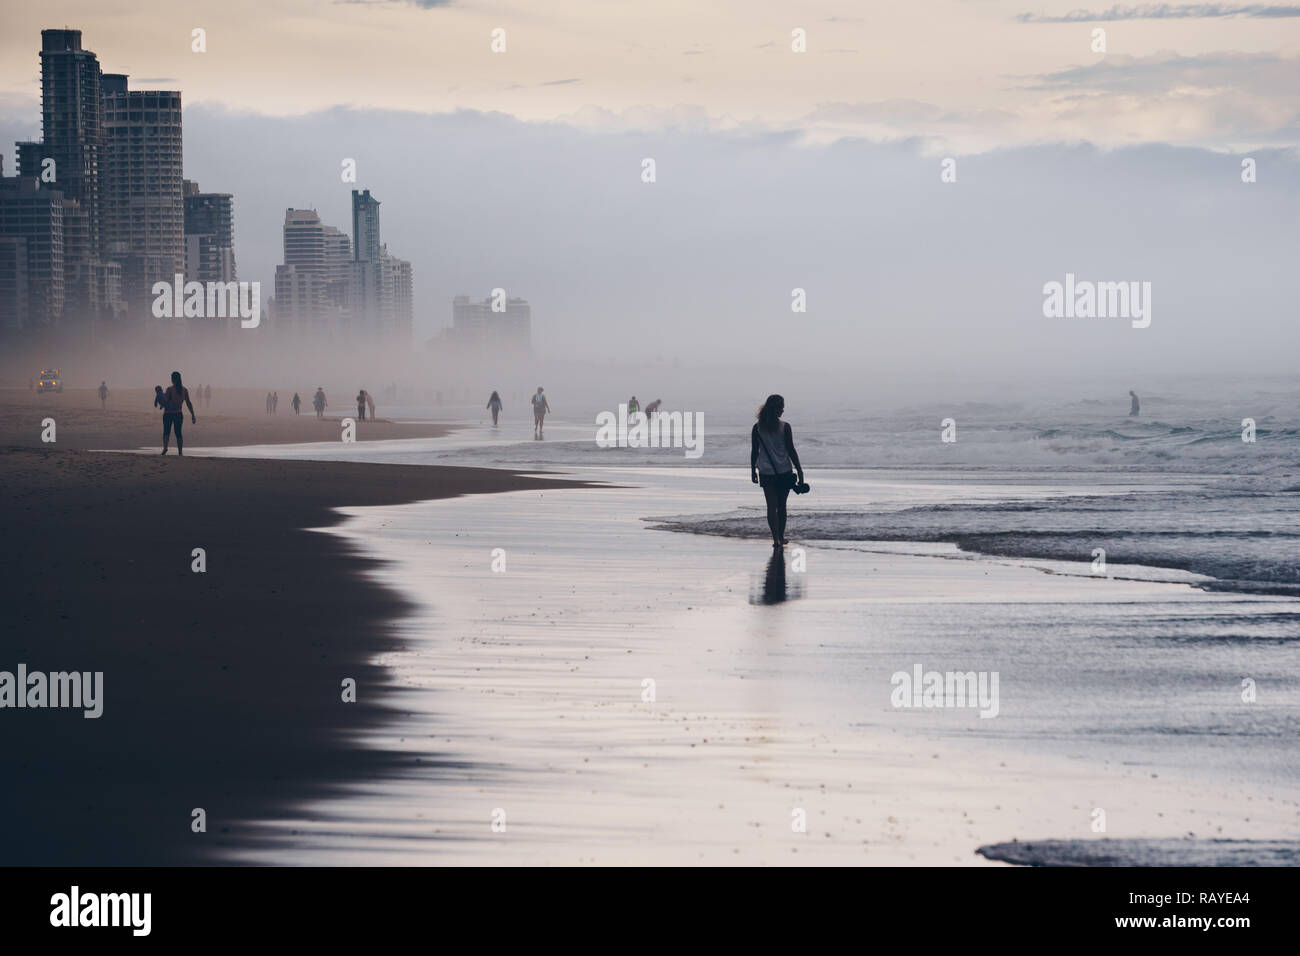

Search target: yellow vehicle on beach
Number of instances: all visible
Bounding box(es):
[36,369,62,393]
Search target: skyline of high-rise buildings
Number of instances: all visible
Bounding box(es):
[0,26,428,347]
[0,29,190,336]
[438,292,531,354]
[274,207,353,340]
[273,190,414,344]
[0,26,553,352]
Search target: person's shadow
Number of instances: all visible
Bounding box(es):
[748,549,804,605]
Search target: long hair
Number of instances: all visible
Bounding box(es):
[170,370,183,389]
[756,394,784,432]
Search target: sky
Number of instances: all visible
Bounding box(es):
[0,1,1296,374]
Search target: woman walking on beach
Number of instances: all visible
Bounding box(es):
[487,390,503,426]
[313,388,327,418]
[531,386,550,438]
[751,394,804,548]
[161,371,196,456]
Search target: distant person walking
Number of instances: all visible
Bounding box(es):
[356,390,367,421]
[487,390,503,426]
[365,390,376,421]
[751,394,804,549]
[97,381,109,409]
[292,392,301,415]
[313,387,327,418]
[265,392,273,415]
[161,371,196,456]
[272,391,279,414]
[204,384,211,408]
[531,386,551,438]
[1129,390,1140,417]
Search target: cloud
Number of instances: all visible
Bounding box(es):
[1003,52,1300,148]
[166,102,1300,374]
[1020,50,1299,94]
[1015,3,1300,22]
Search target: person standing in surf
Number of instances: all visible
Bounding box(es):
[487,390,503,426]
[531,386,550,438]
[751,393,804,548]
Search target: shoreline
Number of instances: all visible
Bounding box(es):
[227,472,1300,865]
[5,407,1297,865]
[0,443,593,864]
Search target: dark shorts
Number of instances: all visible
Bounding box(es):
[162,411,183,440]
[759,471,793,489]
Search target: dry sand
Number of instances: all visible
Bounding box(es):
[0,387,452,451]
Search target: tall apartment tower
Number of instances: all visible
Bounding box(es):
[100,73,184,316]
[183,180,236,283]
[351,189,381,262]
[348,188,413,343]
[390,256,414,341]
[448,293,531,352]
[39,29,100,252]
[0,236,29,332]
[0,176,65,330]
[275,208,352,337]
[37,29,105,321]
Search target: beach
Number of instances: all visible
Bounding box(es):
[3,395,1298,866]
[0,387,455,451]
[209,464,1300,865]
[0,400,590,865]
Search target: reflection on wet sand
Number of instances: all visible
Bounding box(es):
[749,549,805,605]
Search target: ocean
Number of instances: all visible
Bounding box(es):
[212,387,1300,599]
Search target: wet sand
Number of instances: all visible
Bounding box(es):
[217,467,1300,865]
[0,433,591,864]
